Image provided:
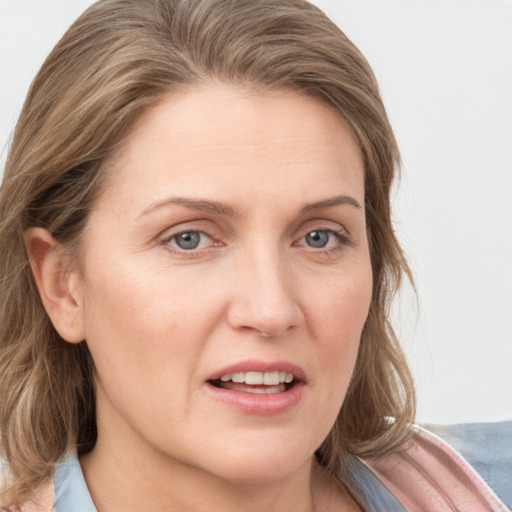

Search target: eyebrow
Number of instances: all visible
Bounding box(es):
[139,197,238,218]
[299,195,362,214]
[139,194,362,219]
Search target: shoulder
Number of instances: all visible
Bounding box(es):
[363,423,511,511]
[424,419,512,507]
[0,465,54,512]
[1,486,54,512]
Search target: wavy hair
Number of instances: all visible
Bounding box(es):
[0,0,415,507]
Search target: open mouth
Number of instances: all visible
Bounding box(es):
[208,371,296,394]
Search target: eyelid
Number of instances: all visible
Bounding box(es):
[158,218,218,240]
[158,221,223,254]
[295,218,351,240]
[296,228,350,246]
[292,219,354,254]
[162,229,211,246]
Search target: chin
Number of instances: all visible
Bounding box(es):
[194,433,318,484]
[210,457,310,485]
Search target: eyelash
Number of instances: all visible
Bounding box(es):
[159,227,352,256]
[295,228,352,252]
[160,229,219,256]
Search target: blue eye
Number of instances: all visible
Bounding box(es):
[305,230,333,248]
[172,231,203,250]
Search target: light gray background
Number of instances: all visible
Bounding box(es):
[1,0,511,424]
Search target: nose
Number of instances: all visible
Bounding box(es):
[226,246,304,338]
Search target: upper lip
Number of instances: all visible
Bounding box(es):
[206,360,307,383]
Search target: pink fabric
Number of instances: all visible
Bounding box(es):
[364,425,508,511]
[13,425,509,511]
[6,482,54,512]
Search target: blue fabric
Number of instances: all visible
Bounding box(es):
[424,420,512,509]
[52,452,402,511]
[345,456,407,511]
[53,422,512,511]
[54,452,96,512]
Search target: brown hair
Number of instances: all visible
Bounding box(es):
[0,0,414,507]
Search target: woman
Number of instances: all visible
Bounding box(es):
[0,0,507,510]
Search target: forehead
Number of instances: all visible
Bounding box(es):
[98,83,365,212]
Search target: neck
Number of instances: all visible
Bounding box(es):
[80,391,359,512]
[80,439,322,512]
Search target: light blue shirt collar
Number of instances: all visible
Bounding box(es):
[53,452,405,511]
[54,452,96,512]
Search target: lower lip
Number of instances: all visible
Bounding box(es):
[205,382,305,415]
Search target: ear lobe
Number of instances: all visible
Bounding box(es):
[24,227,85,344]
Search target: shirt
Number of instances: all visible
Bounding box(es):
[53,451,406,512]
[7,423,510,511]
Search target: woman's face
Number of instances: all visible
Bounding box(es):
[76,83,372,483]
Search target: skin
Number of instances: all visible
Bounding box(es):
[27,83,371,511]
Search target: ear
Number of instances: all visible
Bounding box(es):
[24,227,85,344]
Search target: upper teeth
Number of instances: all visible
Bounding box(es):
[220,371,294,385]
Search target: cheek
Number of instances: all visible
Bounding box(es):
[295,264,372,450]
[313,264,372,342]
[78,254,224,390]
[309,262,372,388]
